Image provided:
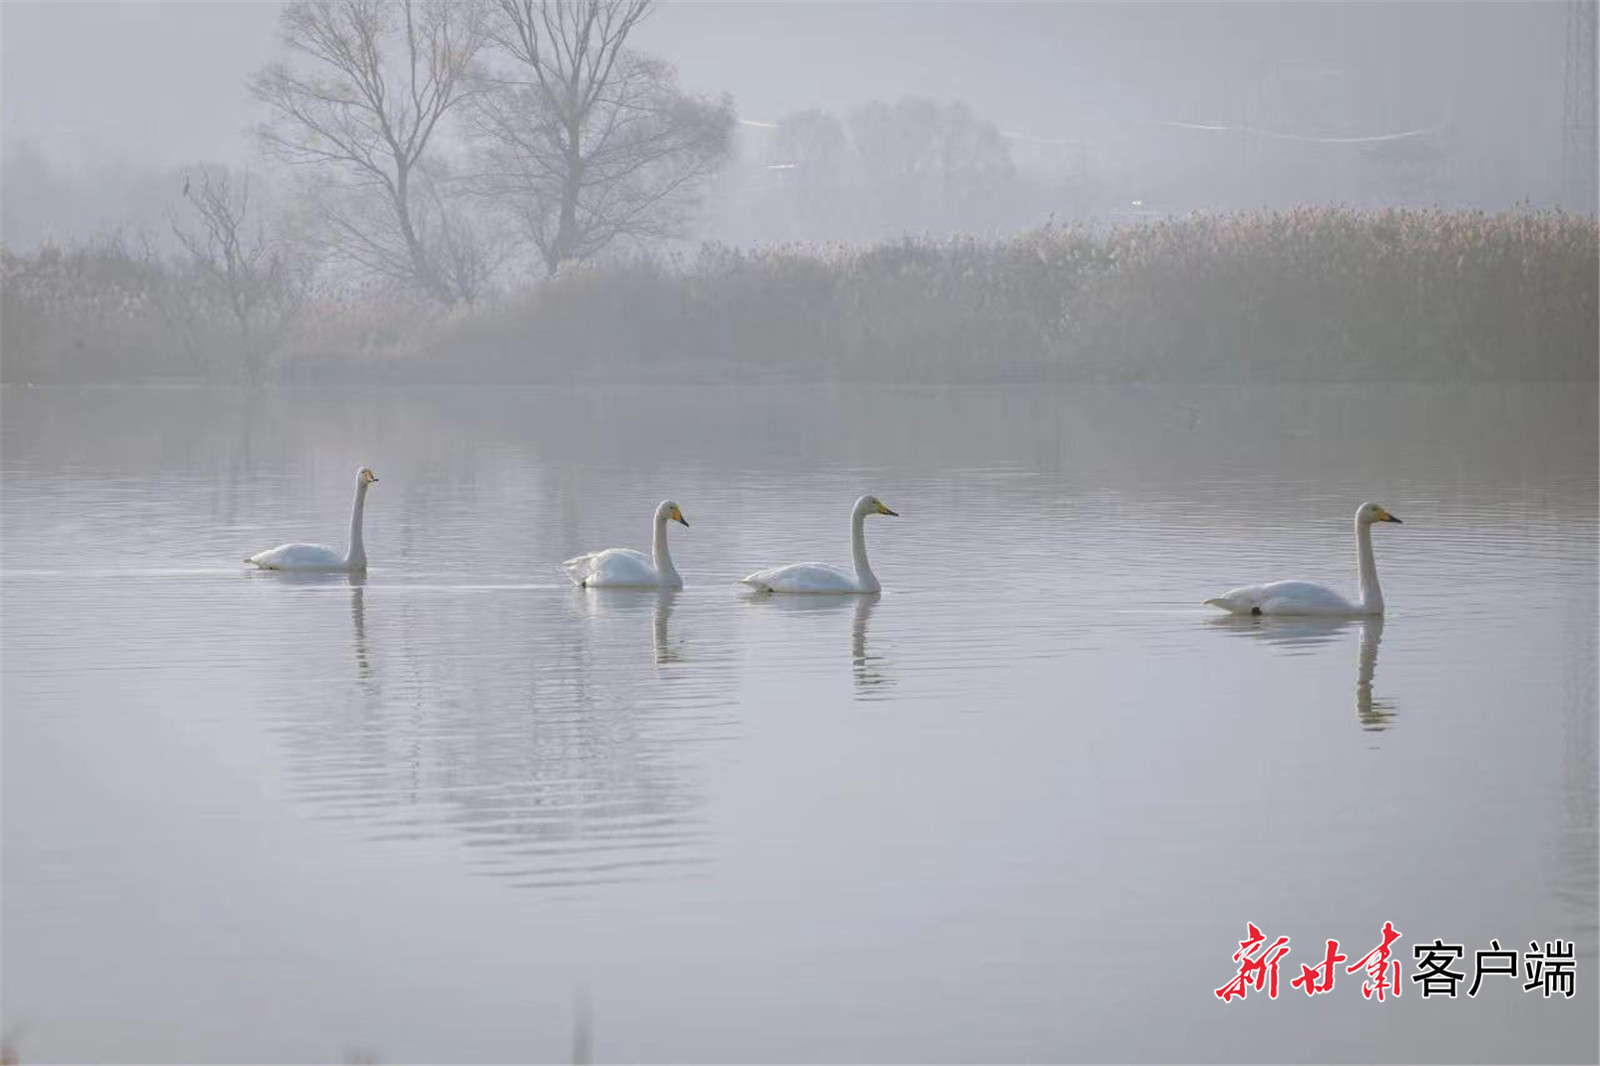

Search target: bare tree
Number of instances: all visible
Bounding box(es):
[250,0,487,304]
[767,109,851,237]
[847,99,1016,236]
[473,0,734,276]
[415,157,513,303]
[168,167,305,379]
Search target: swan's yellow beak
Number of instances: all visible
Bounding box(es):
[670,506,688,527]
[1375,507,1400,523]
[876,501,899,517]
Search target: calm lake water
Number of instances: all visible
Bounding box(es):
[2,383,1595,1063]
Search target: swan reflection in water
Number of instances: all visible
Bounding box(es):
[348,572,372,681]
[251,568,375,680]
[850,594,892,697]
[1207,614,1395,732]
[653,589,680,665]
[244,567,374,680]
[574,587,684,665]
[261,577,726,894]
[746,591,894,699]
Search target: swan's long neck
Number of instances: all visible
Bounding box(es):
[1355,518,1382,614]
[851,508,880,593]
[652,512,679,583]
[346,480,369,568]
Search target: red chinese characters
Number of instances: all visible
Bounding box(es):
[1216,922,1292,1002]
[1291,938,1349,996]
[1346,921,1403,1001]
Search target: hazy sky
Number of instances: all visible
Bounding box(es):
[1,1,1570,176]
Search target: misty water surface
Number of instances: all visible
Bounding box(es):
[2,383,1595,1063]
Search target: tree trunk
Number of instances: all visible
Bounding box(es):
[232,298,260,384]
[548,128,584,277]
[395,165,456,304]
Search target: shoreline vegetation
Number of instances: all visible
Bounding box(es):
[3,207,1595,386]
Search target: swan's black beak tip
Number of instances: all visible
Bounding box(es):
[676,516,689,527]
[883,508,899,517]
[1386,515,1401,524]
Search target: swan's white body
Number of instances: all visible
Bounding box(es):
[564,500,688,589]
[246,466,378,572]
[1206,501,1402,617]
[247,542,350,570]
[742,495,897,594]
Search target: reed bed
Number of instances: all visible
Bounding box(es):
[5,207,1594,384]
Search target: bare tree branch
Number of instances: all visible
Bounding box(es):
[168,166,307,380]
[250,0,488,303]
[470,0,732,276]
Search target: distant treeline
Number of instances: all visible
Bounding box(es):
[3,208,1595,385]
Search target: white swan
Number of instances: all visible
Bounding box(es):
[741,495,898,594]
[563,500,689,588]
[246,466,378,572]
[1205,501,1402,616]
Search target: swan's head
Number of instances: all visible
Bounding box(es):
[357,466,379,486]
[657,500,689,527]
[855,495,899,518]
[1358,501,1401,525]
